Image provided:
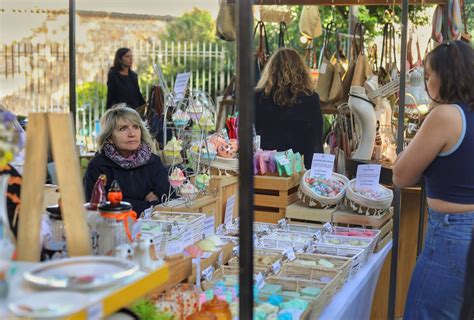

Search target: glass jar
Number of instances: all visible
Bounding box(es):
[42,205,67,261]
[201,296,232,320]
[96,201,137,256]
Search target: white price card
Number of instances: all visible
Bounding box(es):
[216,224,225,235]
[272,260,282,274]
[313,230,323,242]
[278,218,288,228]
[355,164,382,192]
[166,239,183,256]
[276,155,290,166]
[87,303,103,320]
[323,222,334,233]
[182,229,193,247]
[233,246,240,256]
[202,265,214,281]
[204,216,215,238]
[284,247,296,261]
[255,272,265,289]
[173,72,191,100]
[310,153,335,179]
[217,251,224,266]
[224,195,236,227]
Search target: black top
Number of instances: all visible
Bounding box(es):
[254,91,324,169]
[83,152,170,214]
[106,68,145,109]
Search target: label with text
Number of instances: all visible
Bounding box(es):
[204,216,215,238]
[224,195,236,227]
[310,153,335,179]
[355,164,382,192]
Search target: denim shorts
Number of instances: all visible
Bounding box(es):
[404,208,474,320]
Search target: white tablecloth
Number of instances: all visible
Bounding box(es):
[320,241,393,320]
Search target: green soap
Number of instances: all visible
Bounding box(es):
[280,298,309,311]
[224,275,238,286]
[281,291,301,298]
[260,283,282,294]
[300,286,322,297]
[318,259,335,268]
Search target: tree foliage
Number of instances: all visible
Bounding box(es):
[161,8,217,43]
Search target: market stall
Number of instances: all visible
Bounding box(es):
[3,0,472,318]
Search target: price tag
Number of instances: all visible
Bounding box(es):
[87,302,103,320]
[204,216,215,238]
[276,155,290,166]
[310,153,335,179]
[313,230,323,242]
[170,224,179,236]
[173,72,191,100]
[233,246,240,257]
[272,260,282,274]
[355,164,382,192]
[224,195,236,227]
[284,247,296,261]
[182,229,193,247]
[323,222,334,233]
[166,239,183,256]
[320,62,327,75]
[217,251,224,266]
[255,272,265,289]
[216,224,225,235]
[254,135,261,150]
[132,220,142,240]
[202,265,214,281]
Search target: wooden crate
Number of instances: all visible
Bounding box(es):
[154,196,220,227]
[209,175,239,224]
[254,173,302,223]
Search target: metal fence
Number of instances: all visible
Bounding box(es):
[0,39,234,139]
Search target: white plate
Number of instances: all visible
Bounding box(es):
[24,256,138,290]
[8,291,89,318]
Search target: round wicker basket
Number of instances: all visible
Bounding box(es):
[298,171,349,208]
[344,179,393,215]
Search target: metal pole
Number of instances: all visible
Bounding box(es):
[417,184,426,257]
[388,0,409,318]
[237,0,255,319]
[69,0,76,122]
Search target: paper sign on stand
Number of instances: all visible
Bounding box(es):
[224,195,236,227]
[204,216,215,238]
[355,164,382,192]
[310,153,335,179]
[173,72,191,100]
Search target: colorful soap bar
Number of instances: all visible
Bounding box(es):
[261,283,282,295]
[300,286,322,297]
[318,259,335,268]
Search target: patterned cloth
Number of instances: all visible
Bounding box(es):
[102,142,152,169]
[0,164,21,237]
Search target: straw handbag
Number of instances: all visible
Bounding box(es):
[216,0,236,41]
[351,23,373,87]
[299,6,323,39]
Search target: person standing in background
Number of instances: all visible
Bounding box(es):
[106,48,146,112]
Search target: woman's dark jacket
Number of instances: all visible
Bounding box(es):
[84,152,170,214]
[255,91,324,169]
[106,68,145,109]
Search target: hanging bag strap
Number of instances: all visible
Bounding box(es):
[278,21,288,48]
[254,20,271,65]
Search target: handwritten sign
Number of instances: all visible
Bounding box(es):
[173,72,191,100]
[272,260,282,274]
[310,153,335,179]
[204,216,215,238]
[355,164,382,192]
[224,195,236,227]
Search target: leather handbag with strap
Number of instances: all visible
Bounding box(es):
[254,21,271,82]
[216,0,236,41]
[278,21,288,48]
[299,6,323,39]
[378,22,398,86]
[341,23,362,102]
[304,40,319,82]
[316,23,336,103]
[328,29,345,103]
[351,23,373,87]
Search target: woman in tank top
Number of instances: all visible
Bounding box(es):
[393,40,474,319]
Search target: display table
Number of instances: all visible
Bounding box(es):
[320,240,392,320]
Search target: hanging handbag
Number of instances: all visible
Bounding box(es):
[304,40,319,82]
[217,76,236,131]
[316,23,336,102]
[351,23,373,87]
[216,0,236,41]
[278,21,288,48]
[254,21,271,82]
[328,30,345,103]
[342,23,363,102]
[299,6,323,39]
[378,22,397,86]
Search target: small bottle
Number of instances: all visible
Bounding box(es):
[88,174,107,210]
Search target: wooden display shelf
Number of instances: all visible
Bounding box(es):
[155,196,220,227]
[187,242,234,283]
[66,258,192,319]
[210,175,239,225]
[254,173,302,223]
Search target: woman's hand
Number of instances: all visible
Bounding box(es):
[145,191,159,202]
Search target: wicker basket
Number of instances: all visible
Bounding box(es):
[264,276,332,319]
[298,171,349,208]
[286,223,324,234]
[225,221,279,237]
[345,179,393,215]
[201,265,265,291]
[139,219,184,257]
[228,250,283,275]
[259,230,314,253]
[150,211,206,245]
[310,244,366,279]
[283,253,352,286]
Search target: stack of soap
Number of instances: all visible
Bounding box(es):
[261,283,283,295]
[318,259,335,268]
[300,286,322,298]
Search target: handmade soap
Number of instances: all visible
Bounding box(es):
[300,286,321,297]
[318,259,334,268]
[261,284,282,295]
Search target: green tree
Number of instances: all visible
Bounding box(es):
[161,7,217,43]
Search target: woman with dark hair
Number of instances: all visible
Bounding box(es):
[393,40,474,319]
[106,48,146,110]
[254,48,323,169]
